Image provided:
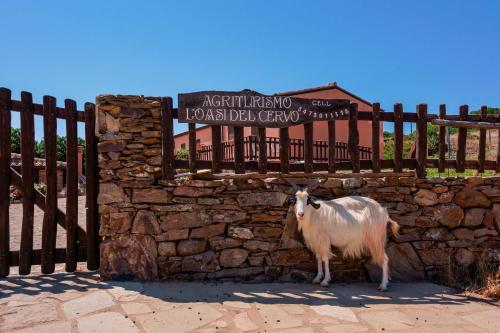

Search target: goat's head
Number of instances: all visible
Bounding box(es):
[281,176,324,220]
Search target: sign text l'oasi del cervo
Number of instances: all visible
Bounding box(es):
[178,90,350,128]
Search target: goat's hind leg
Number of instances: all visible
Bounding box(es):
[320,256,331,287]
[378,253,389,291]
[312,254,323,284]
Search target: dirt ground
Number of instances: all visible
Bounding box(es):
[9,196,87,251]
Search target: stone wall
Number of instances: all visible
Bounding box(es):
[96,95,500,282]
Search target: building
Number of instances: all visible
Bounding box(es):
[10,146,84,193]
[173,82,383,160]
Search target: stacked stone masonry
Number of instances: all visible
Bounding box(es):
[96,95,500,282]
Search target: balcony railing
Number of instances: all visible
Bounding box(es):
[194,136,372,162]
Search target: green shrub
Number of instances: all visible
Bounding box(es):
[175,148,189,159]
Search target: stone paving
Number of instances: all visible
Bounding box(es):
[1,270,499,332]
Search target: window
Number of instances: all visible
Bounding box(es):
[181,143,186,149]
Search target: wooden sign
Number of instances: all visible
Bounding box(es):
[178,90,350,127]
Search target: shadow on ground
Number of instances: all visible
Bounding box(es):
[0,270,476,309]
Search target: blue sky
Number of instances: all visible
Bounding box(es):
[1,0,499,140]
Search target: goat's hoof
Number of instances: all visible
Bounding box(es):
[312,277,322,284]
[378,285,388,292]
[320,281,330,287]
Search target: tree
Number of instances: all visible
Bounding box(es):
[383,131,394,159]
[10,128,21,154]
[470,107,499,116]
[175,148,189,159]
[34,135,85,163]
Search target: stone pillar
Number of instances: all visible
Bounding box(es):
[96,95,164,280]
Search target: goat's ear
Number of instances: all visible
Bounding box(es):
[310,201,321,209]
[307,196,321,209]
[287,196,297,205]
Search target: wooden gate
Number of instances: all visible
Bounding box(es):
[0,88,99,277]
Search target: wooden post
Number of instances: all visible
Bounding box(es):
[211,125,222,173]
[328,120,336,173]
[478,105,487,173]
[233,126,244,174]
[371,103,381,173]
[85,102,99,270]
[349,103,360,173]
[304,122,314,173]
[18,91,35,275]
[0,88,11,277]
[41,95,57,274]
[279,128,290,173]
[497,112,500,174]
[258,128,267,174]
[161,97,175,179]
[393,103,403,172]
[438,104,446,173]
[188,123,197,174]
[456,105,468,173]
[65,99,78,272]
[416,104,428,178]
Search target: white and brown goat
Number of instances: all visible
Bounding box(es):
[283,178,399,290]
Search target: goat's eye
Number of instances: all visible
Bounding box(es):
[287,196,297,205]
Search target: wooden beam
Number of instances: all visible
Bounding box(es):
[18,91,35,275]
[211,126,222,173]
[194,171,416,180]
[0,87,11,277]
[304,122,314,173]
[279,128,290,173]
[497,112,500,174]
[65,99,78,272]
[9,168,86,240]
[84,102,99,271]
[328,120,336,173]
[41,95,58,274]
[478,105,487,173]
[258,128,267,174]
[456,105,468,172]
[161,97,175,180]
[188,123,197,174]
[438,104,446,173]
[233,126,245,174]
[416,104,427,178]
[371,103,381,173]
[348,103,360,173]
[10,247,87,267]
[431,118,500,129]
[393,103,404,172]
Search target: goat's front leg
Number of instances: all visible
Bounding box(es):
[312,254,323,284]
[320,256,331,287]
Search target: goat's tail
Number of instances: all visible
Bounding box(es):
[388,218,400,238]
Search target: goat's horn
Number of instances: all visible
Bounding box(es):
[279,175,300,191]
[306,176,328,190]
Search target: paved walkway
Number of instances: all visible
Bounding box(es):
[1,271,499,333]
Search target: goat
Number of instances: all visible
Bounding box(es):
[282,177,399,290]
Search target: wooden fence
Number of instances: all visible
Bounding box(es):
[0,88,99,277]
[195,137,372,162]
[162,102,500,178]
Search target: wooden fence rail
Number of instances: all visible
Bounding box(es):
[165,102,499,178]
[0,87,99,277]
